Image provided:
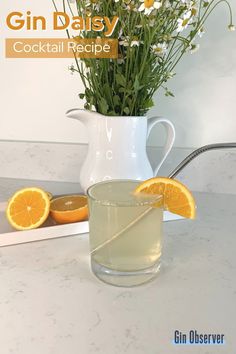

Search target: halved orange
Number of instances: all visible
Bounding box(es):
[134,177,196,219]
[6,187,50,230]
[50,195,88,224]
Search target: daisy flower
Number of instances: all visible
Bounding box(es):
[152,42,167,56]
[189,43,200,53]
[131,36,141,46]
[139,0,162,15]
[180,0,195,7]
[124,0,138,11]
[119,36,130,46]
[166,72,174,79]
[176,11,192,32]
[180,0,192,4]
[164,0,171,8]
[119,36,142,47]
[85,0,100,11]
[198,27,205,37]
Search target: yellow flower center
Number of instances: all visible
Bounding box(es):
[144,0,155,8]
[182,18,189,27]
[155,47,161,52]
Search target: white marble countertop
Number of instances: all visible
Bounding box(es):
[0,179,236,354]
[1,140,236,195]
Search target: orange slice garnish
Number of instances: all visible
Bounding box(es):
[6,187,50,230]
[134,177,196,219]
[50,195,88,224]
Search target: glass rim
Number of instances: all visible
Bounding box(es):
[87,179,163,207]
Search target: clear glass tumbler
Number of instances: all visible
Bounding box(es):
[87,180,163,287]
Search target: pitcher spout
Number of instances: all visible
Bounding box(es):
[66,108,97,125]
[66,108,90,124]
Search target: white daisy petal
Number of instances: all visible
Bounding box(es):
[154,2,162,9]
[139,3,145,11]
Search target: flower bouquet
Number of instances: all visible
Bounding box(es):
[53,0,234,116]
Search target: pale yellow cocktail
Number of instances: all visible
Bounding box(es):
[87,180,163,287]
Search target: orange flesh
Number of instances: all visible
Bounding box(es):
[135,177,196,219]
[7,189,50,229]
[50,195,88,224]
[50,196,87,211]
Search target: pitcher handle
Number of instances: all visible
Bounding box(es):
[147,116,176,176]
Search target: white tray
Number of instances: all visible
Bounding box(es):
[0,202,89,247]
[0,202,183,247]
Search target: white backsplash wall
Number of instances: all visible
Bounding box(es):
[0,0,236,147]
[0,141,235,195]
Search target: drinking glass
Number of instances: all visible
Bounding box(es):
[87,180,163,287]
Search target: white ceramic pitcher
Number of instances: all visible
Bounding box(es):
[66,109,175,192]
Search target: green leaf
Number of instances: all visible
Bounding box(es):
[203,1,209,8]
[118,87,126,93]
[143,98,154,109]
[113,95,121,106]
[108,110,116,116]
[126,97,132,106]
[98,97,109,115]
[118,87,132,95]
[165,90,175,97]
[115,73,126,87]
[124,107,130,115]
[103,83,112,102]
[84,103,90,110]
[79,93,85,99]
